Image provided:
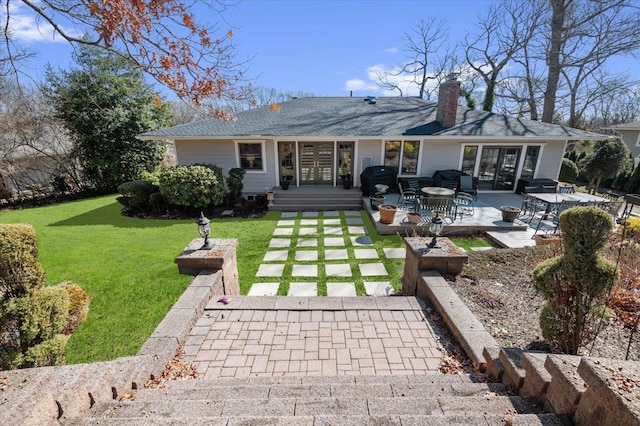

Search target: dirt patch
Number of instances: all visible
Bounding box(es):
[446,245,639,361]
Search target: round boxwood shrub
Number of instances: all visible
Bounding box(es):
[158,165,225,208]
[0,224,46,303]
[559,158,579,184]
[117,180,159,212]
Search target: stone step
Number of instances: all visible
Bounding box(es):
[164,373,475,389]
[85,395,546,419]
[76,413,570,425]
[133,382,509,402]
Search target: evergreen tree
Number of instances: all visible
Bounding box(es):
[46,46,172,192]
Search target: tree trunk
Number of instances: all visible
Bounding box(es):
[542,0,566,123]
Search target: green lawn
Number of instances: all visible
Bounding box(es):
[0,196,403,364]
[449,236,494,252]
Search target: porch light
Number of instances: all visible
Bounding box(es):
[428,211,444,249]
[197,212,214,250]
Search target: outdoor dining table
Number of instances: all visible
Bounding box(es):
[532,192,610,219]
[421,186,455,198]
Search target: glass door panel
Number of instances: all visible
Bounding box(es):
[495,147,520,190]
[278,142,295,184]
[337,142,354,183]
[478,147,521,190]
[299,142,334,184]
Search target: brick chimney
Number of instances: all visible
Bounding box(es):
[436,75,461,128]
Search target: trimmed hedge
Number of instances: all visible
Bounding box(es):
[117,180,159,212]
[559,158,579,184]
[0,224,46,303]
[158,165,225,208]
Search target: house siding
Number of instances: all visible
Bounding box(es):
[174,138,279,194]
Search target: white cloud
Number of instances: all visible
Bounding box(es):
[6,3,78,44]
[384,47,400,54]
[343,79,378,92]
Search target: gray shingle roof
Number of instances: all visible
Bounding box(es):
[603,121,640,130]
[139,97,606,140]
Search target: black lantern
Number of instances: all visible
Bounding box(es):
[197,212,214,250]
[428,211,444,249]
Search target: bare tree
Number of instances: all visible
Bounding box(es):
[375,18,451,100]
[0,78,79,198]
[465,0,543,112]
[542,0,640,123]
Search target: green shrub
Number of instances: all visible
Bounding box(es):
[559,158,579,184]
[117,180,159,212]
[0,224,47,303]
[1,286,70,369]
[533,206,618,354]
[158,165,225,208]
[13,334,67,368]
[227,167,246,203]
[624,164,640,194]
[58,282,90,333]
[148,192,167,213]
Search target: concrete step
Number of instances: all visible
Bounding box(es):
[132,382,509,402]
[76,413,570,425]
[84,395,547,419]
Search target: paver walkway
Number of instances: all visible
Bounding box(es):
[248,210,406,297]
[184,296,444,379]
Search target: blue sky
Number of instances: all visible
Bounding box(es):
[9,0,495,98]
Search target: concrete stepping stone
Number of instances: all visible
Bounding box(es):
[263,250,289,261]
[300,219,318,225]
[344,211,360,216]
[292,264,318,277]
[345,218,364,224]
[302,211,319,217]
[323,219,341,225]
[327,282,357,297]
[324,249,349,260]
[323,227,343,235]
[277,220,295,227]
[359,263,388,276]
[288,282,317,296]
[354,249,379,259]
[324,237,345,246]
[281,212,298,218]
[383,247,406,259]
[273,228,293,236]
[351,236,373,246]
[298,227,318,236]
[323,211,340,216]
[256,264,285,277]
[295,250,318,261]
[247,283,280,296]
[269,238,291,248]
[297,238,318,247]
[364,281,395,296]
[325,264,352,277]
[347,226,366,234]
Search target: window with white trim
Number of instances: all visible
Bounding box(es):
[237,142,265,171]
[384,140,420,175]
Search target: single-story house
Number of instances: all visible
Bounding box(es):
[601,121,640,167]
[138,78,607,196]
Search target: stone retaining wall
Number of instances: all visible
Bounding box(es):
[0,239,234,425]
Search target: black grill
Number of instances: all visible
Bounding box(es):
[360,166,397,196]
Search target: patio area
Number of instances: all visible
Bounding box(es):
[364,192,567,248]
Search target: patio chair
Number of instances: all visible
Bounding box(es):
[521,194,546,220]
[532,201,580,234]
[459,175,477,200]
[406,178,424,203]
[603,199,625,223]
[453,192,474,218]
[397,182,420,212]
[423,196,456,223]
[440,179,458,193]
[558,185,575,194]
